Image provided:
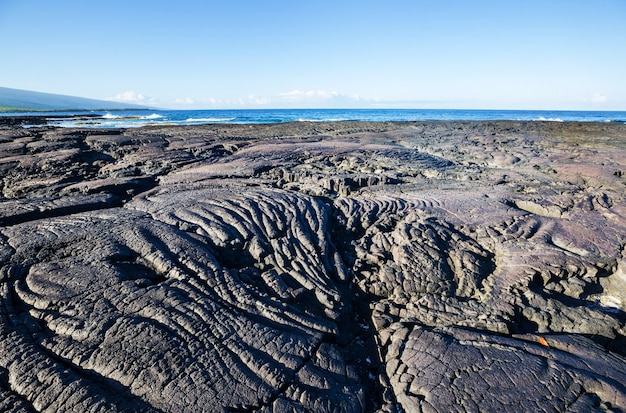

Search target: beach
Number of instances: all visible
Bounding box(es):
[0,120,624,412]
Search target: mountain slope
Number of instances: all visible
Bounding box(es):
[0,87,151,111]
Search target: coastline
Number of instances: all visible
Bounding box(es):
[0,120,624,411]
[2,107,626,128]
[0,113,102,127]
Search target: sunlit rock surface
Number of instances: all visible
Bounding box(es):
[0,120,624,412]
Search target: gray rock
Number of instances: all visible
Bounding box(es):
[0,120,624,412]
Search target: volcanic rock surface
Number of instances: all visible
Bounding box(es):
[0,120,624,412]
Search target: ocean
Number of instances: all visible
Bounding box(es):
[2,108,626,128]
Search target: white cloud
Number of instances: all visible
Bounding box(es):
[107,91,156,105]
[248,94,271,105]
[278,89,339,102]
[180,95,270,108]
[274,89,381,107]
[174,97,195,105]
[167,90,378,109]
[591,92,607,103]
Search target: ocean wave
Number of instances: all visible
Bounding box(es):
[102,113,163,120]
[185,117,236,122]
[534,116,564,122]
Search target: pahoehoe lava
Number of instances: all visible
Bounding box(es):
[0,120,625,412]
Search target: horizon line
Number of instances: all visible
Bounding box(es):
[3,107,626,114]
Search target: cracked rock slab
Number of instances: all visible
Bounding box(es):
[1,208,363,412]
[383,324,625,412]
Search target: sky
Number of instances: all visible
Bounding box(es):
[0,0,624,110]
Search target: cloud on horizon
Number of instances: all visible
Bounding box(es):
[174,97,195,105]
[591,92,607,103]
[278,89,339,101]
[275,89,380,107]
[106,91,157,105]
[168,89,381,109]
[248,94,271,105]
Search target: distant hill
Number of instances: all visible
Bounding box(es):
[0,87,151,112]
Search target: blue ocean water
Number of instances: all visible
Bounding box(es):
[3,108,626,128]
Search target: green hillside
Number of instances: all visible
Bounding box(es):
[0,87,150,112]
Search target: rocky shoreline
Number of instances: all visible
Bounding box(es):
[0,120,624,412]
[0,114,102,127]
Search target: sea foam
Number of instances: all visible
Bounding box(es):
[102,113,162,120]
[535,116,564,122]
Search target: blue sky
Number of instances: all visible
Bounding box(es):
[1,0,624,110]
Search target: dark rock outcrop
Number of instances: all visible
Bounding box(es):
[0,121,624,412]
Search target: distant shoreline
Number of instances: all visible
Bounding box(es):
[0,107,154,113]
[0,113,102,127]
